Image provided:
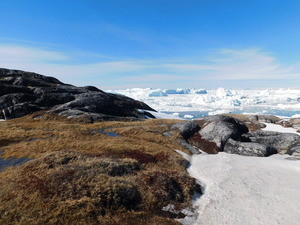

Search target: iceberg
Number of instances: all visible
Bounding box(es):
[194,89,207,94]
[148,90,168,97]
[164,88,191,94]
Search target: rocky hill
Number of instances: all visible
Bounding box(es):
[0,68,156,121]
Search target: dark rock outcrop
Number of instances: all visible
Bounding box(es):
[222,114,282,132]
[169,121,201,154]
[246,130,300,153]
[180,115,299,157]
[286,142,300,157]
[170,121,200,139]
[191,115,249,153]
[0,68,156,121]
[169,115,300,157]
[177,138,200,155]
[224,138,277,157]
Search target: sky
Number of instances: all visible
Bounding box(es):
[1,0,300,89]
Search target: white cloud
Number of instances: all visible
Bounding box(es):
[0,45,150,85]
[162,48,300,80]
[0,44,70,62]
[1,45,299,88]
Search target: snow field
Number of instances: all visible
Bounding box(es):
[179,153,300,225]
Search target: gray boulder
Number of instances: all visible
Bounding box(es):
[170,121,200,139]
[199,121,241,148]
[177,138,200,155]
[286,142,300,157]
[247,130,300,153]
[195,115,249,132]
[169,121,201,154]
[224,138,276,157]
[193,115,249,152]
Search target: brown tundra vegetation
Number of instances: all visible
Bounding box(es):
[0,113,200,225]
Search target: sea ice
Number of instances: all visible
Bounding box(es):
[108,87,300,118]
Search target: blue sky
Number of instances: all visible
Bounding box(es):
[1,0,300,89]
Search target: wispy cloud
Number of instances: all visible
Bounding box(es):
[162,48,300,80]
[0,44,148,84]
[0,37,67,48]
[0,44,70,62]
[1,44,300,89]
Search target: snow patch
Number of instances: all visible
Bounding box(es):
[262,123,300,135]
[179,153,300,225]
[142,110,182,120]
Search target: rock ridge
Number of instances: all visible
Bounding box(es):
[0,68,156,121]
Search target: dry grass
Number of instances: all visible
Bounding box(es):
[0,113,198,224]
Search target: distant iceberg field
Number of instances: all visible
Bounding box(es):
[108,87,300,119]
